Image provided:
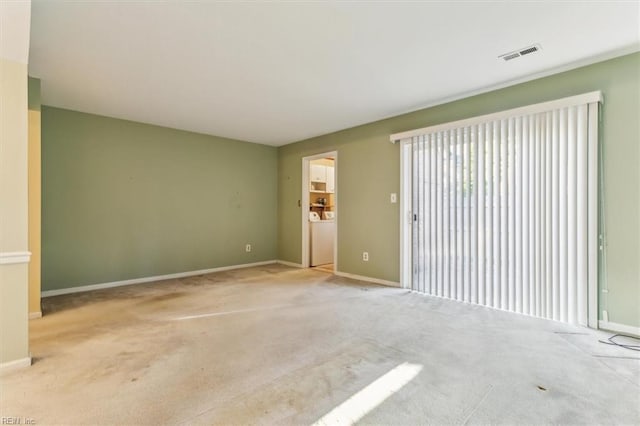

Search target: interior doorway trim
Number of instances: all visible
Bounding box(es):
[301,151,338,269]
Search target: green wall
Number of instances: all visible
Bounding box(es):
[28,76,41,111]
[278,52,640,328]
[42,107,277,291]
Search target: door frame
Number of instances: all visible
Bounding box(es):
[302,151,338,269]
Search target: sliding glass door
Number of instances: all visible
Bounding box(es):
[398,93,600,326]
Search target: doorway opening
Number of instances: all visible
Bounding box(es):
[302,151,337,272]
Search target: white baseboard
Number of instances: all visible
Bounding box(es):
[41,260,278,298]
[276,260,304,268]
[598,320,640,337]
[334,271,401,288]
[0,357,31,374]
[29,311,42,319]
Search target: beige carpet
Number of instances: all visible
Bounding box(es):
[1,264,638,425]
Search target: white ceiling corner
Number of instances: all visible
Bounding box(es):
[1,0,31,64]
[29,1,640,146]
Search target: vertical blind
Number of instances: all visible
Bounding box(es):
[395,93,600,326]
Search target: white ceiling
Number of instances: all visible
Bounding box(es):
[1,0,31,64]
[29,1,639,146]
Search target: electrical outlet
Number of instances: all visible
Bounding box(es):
[245,244,252,252]
[390,193,397,203]
[362,251,369,261]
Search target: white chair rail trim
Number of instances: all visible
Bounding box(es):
[0,251,32,265]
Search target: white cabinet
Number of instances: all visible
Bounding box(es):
[326,165,335,193]
[310,163,335,193]
[310,164,326,182]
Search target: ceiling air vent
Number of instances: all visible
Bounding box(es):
[499,44,542,62]
[502,52,521,61]
[519,46,539,56]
